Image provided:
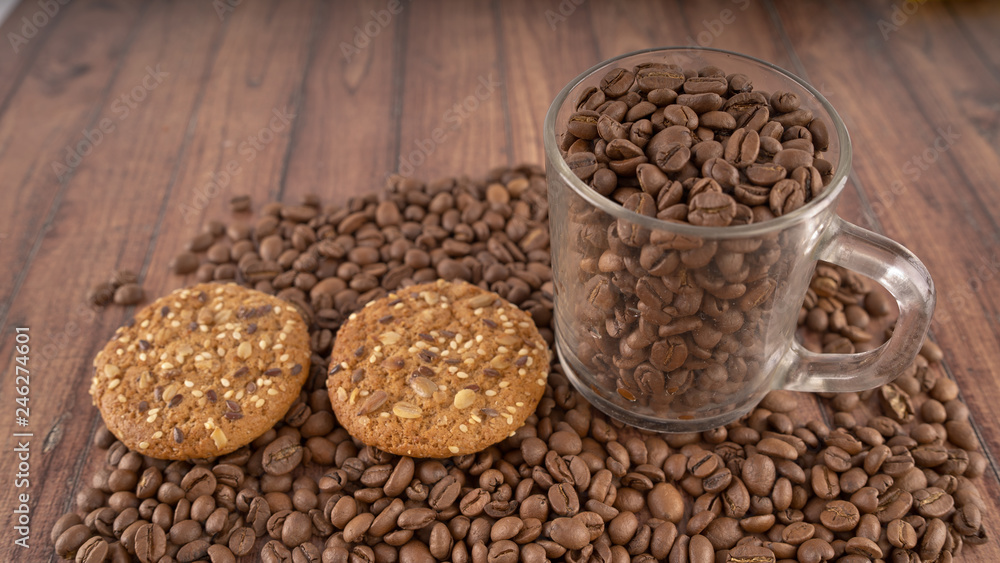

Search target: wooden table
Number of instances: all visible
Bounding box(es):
[1,0,998,560]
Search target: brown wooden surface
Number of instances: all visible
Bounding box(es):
[0,1,998,560]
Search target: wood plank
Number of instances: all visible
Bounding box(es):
[854,0,1000,228]
[143,0,319,301]
[396,0,509,180]
[0,1,226,558]
[0,0,70,104]
[498,0,600,168]
[282,0,402,202]
[946,0,1000,76]
[0,1,144,318]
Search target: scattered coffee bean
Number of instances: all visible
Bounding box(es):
[230,194,252,212]
[171,251,201,275]
[87,281,116,307]
[112,283,144,305]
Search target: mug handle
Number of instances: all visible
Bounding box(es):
[782,217,935,393]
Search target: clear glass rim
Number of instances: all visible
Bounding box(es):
[543,46,853,238]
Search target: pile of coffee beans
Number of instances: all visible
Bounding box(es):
[797,262,944,362]
[555,62,842,420]
[53,165,989,562]
[798,263,884,355]
[88,269,145,308]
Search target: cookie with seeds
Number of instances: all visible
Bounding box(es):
[327,279,550,458]
[90,282,310,460]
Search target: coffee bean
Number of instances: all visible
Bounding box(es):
[398,507,437,530]
[913,487,954,518]
[177,539,211,562]
[845,536,882,559]
[486,539,518,563]
[229,525,256,556]
[548,517,589,550]
[263,435,304,475]
[74,536,108,563]
[87,281,117,307]
[819,499,860,531]
[112,283,144,305]
[54,523,90,558]
[429,475,462,510]
[262,540,293,563]
[133,522,166,563]
[171,251,201,275]
[727,544,776,563]
[282,511,312,547]
[648,482,684,523]
[491,516,524,541]
[689,534,714,563]
[757,437,798,460]
[796,538,834,563]
[688,191,737,226]
[170,519,202,544]
[742,453,776,496]
[181,467,217,500]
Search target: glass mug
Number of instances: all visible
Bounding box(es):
[544,47,935,432]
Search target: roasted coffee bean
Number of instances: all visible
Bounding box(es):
[112,283,144,305]
[55,524,91,558]
[171,251,202,275]
[688,191,737,227]
[170,519,202,544]
[648,482,684,523]
[819,499,860,532]
[912,487,954,518]
[229,526,256,556]
[133,522,167,563]
[727,544,776,563]
[177,539,211,562]
[742,453,776,496]
[89,280,120,307]
[549,517,590,550]
[262,540,293,563]
[263,435,304,475]
[281,511,312,547]
[74,536,109,563]
[179,467,216,501]
[797,538,834,563]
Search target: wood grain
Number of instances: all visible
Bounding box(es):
[0,3,223,559]
[397,0,510,180]
[0,0,144,320]
[0,1,997,560]
[282,0,402,201]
